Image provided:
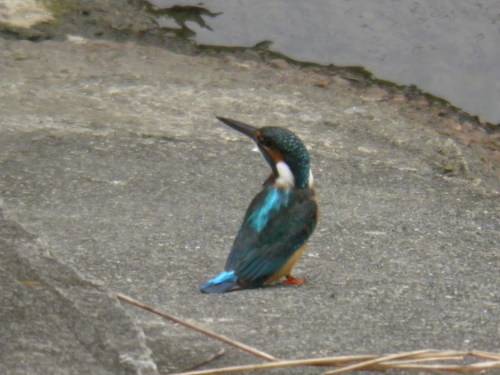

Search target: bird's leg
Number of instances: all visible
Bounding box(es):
[284,275,305,285]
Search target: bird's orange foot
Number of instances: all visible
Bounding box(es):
[284,275,306,285]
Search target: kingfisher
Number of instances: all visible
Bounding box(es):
[199,116,318,293]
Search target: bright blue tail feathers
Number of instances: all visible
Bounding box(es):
[199,271,238,294]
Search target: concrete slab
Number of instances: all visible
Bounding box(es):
[0,13,498,374]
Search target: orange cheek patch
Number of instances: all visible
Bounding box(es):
[263,147,284,164]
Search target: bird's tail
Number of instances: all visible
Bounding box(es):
[199,271,238,294]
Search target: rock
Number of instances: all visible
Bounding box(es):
[0,209,158,375]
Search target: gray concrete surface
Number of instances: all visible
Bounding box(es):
[0,2,499,374]
[0,209,157,375]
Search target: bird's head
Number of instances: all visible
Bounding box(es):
[216,116,313,189]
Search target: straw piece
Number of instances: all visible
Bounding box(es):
[115,293,278,362]
[170,350,500,375]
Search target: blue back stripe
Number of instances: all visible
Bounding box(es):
[248,189,289,232]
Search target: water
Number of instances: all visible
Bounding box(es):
[149,0,500,125]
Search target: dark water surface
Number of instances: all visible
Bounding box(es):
[150,0,500,125]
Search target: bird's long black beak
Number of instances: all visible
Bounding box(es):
[216,116,258,140]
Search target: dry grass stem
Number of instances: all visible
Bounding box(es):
[115,293,278,362]
[178,349,226,373]
[322,349,434,374]
[115,293,499,375]
[170,351,500,375]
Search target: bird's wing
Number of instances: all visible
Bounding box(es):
[225,187,318,285]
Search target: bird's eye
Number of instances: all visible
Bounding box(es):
[259,137,272,147]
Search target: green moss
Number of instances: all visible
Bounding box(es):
[38,0,76,18]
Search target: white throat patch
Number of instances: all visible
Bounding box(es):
[275,161,295,189]
[308,169,314,188]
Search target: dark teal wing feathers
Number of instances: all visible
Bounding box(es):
[224,186,317,286]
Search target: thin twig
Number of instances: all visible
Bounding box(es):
[380,355,465,366]
[168,351,500,375]
[322,349,434,375]
[167,353,426,375]
[168,356,376,375]
[179,349,226,373]
[115,293,279,362]
[378,360,500,373]
[115,293,499,375]
[471,351,500,361]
